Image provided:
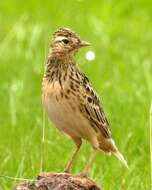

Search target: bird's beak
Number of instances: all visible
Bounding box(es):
[79,40,90,48]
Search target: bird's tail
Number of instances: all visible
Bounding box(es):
[111,139,128,168]
[113,149,128,168]
[99,138,128,168]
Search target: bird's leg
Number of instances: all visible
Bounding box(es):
[64,138,82,173]
[81,147,97,177]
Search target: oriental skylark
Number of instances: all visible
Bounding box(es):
[42,28,128,176]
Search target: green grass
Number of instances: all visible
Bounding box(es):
[0,0,151,189]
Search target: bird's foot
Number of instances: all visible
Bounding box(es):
[63,168,70,174]
[77,171,88,178]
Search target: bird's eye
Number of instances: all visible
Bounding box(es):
[62,39,69,44]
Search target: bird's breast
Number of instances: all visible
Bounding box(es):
[42,78,74,126]
[42,77,98,147]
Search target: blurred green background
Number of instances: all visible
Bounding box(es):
[0,0,151,189]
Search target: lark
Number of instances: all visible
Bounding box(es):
[42,28,128,176]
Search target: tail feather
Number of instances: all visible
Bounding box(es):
[113,150,129,168]
[98,137,128,168]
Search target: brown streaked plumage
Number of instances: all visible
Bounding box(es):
[42,27,128,176]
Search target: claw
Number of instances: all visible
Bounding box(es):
[63,168,70,173]
[76,172,88,178]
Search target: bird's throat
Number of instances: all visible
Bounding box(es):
[44,56,75,83]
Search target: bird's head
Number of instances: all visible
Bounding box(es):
[50,28,90,57]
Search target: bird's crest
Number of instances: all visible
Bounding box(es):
[53,27,81,41]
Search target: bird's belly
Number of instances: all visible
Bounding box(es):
[43,96,97,143]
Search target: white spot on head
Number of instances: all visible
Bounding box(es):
[85,50,95,61]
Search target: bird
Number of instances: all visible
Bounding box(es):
[42,27,128,177]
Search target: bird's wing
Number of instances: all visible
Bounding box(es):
[78,72,111,138]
